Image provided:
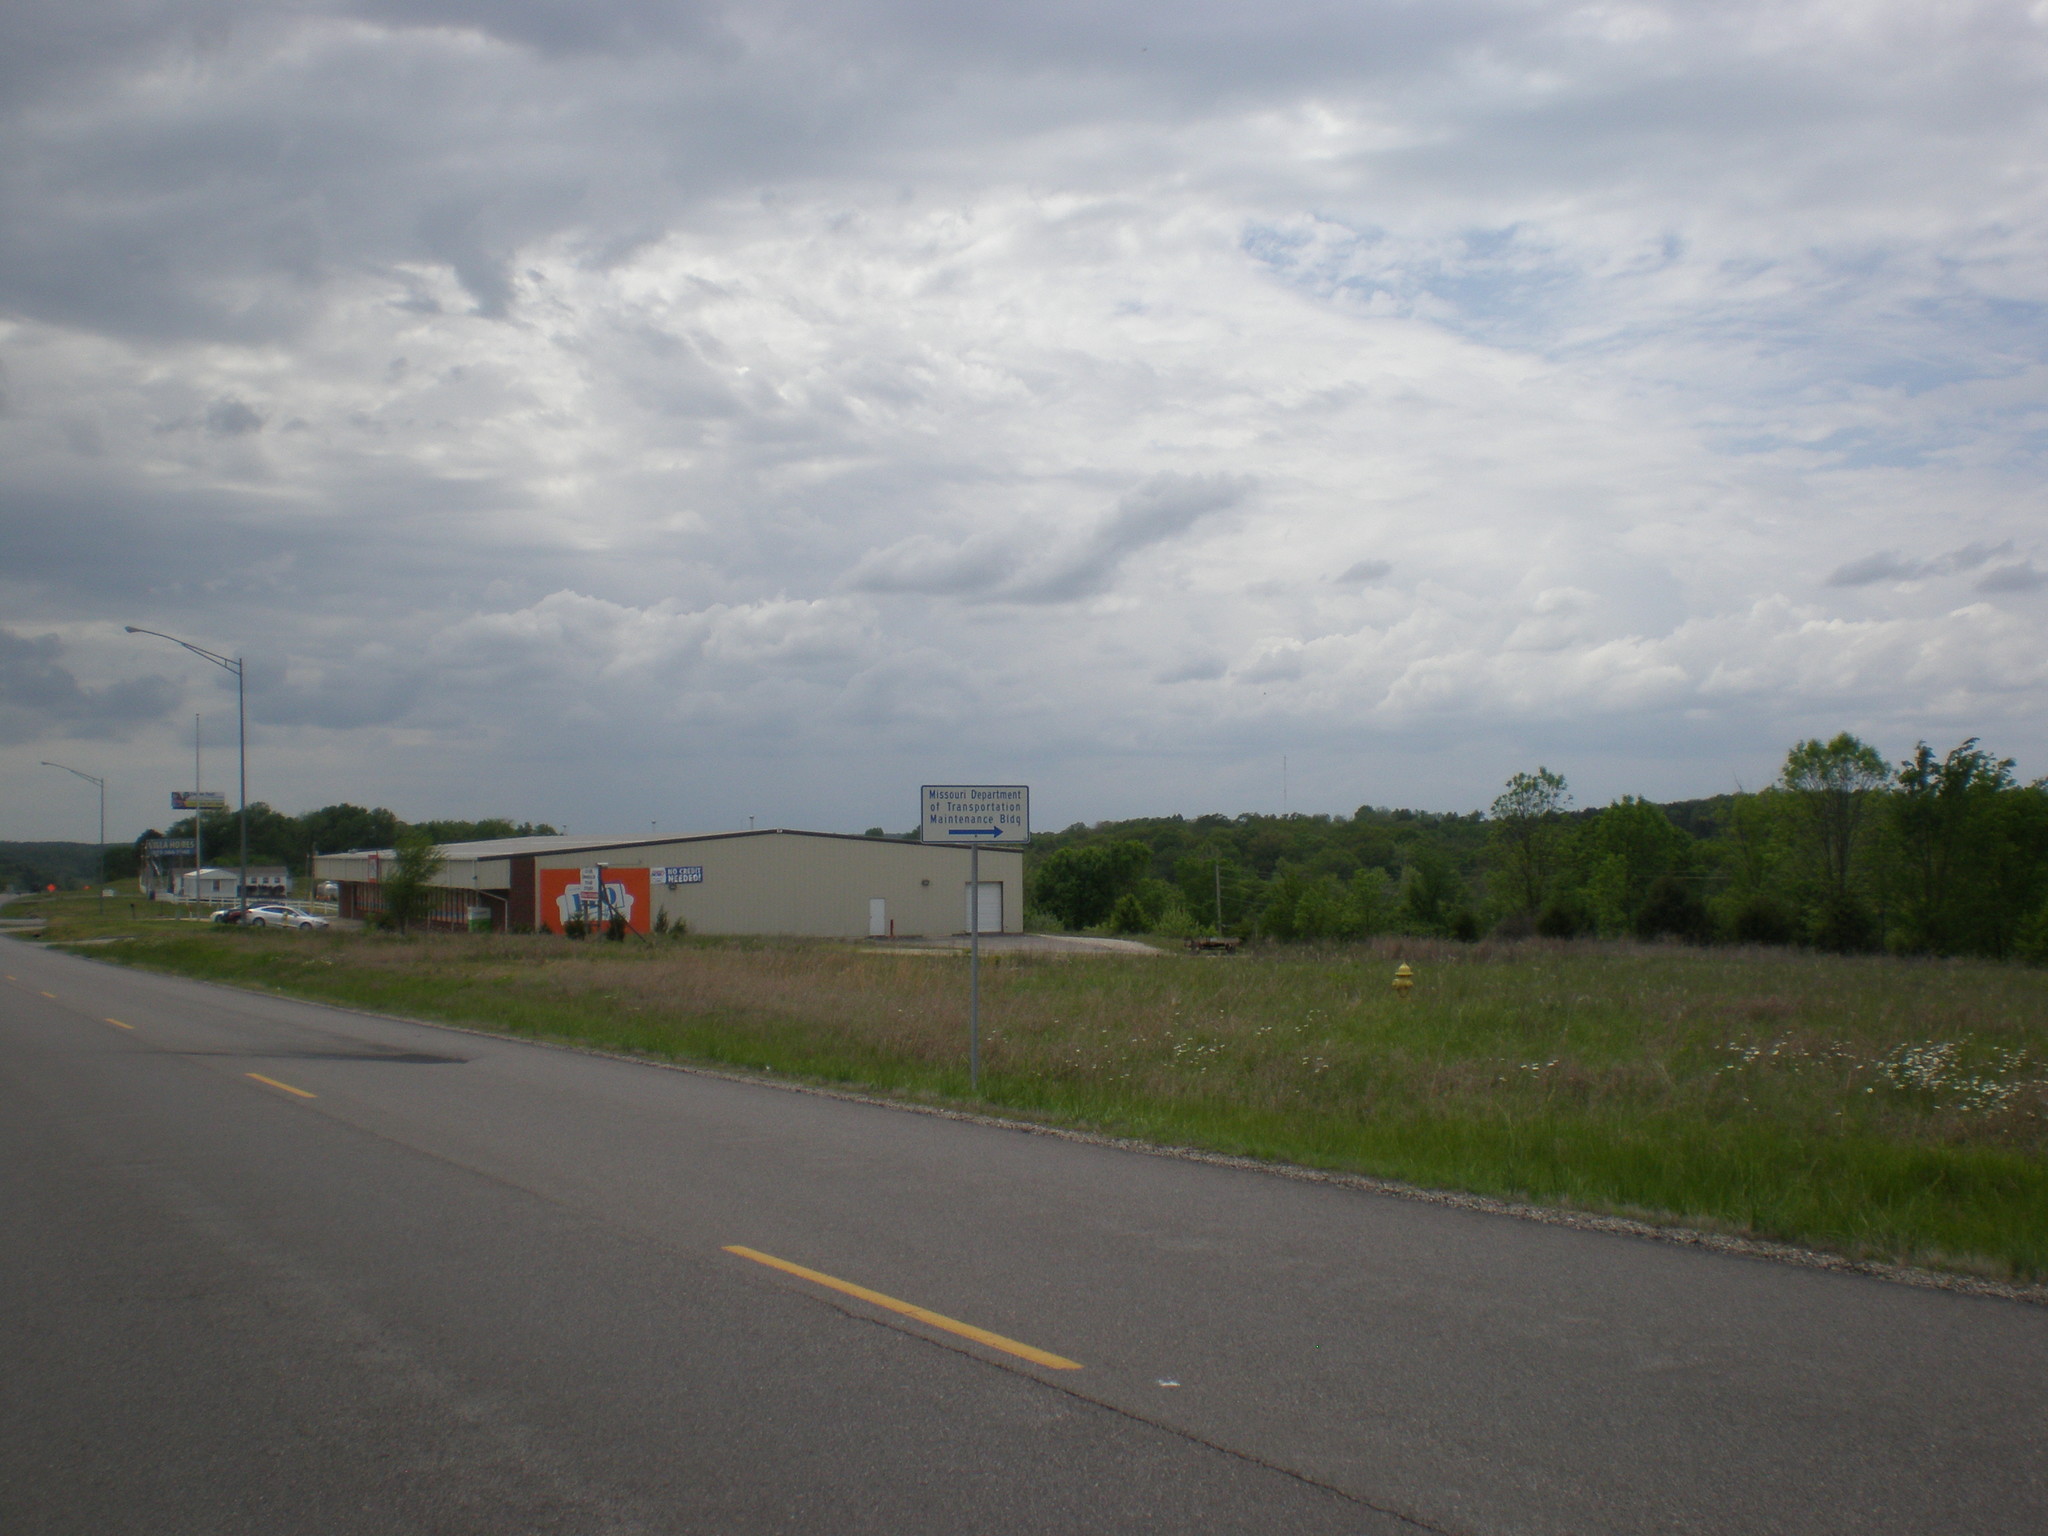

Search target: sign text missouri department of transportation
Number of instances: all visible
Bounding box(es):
[920,785,1031,845]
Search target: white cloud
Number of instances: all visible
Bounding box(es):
[5,0,2048,835]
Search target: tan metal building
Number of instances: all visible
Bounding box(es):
[312,830,1024,938]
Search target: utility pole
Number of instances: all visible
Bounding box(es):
[41,762,106,913]
[969,844,981,1094]
[194,714,204,892]
[128,628,249,918]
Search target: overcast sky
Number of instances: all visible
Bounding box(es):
[5,0,2046,843]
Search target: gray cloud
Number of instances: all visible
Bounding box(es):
[850,474,1251,603]
[1977,562,2047,594]
[1827,542,2014,587]
[7,2,2048,836]
[204,398,265,436]
[0,628,178,745]
[1005,474,1253,603]
[842,534,1013,597]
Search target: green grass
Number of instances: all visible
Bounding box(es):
[17,890,2048,1282]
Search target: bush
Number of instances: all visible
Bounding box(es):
[2018,901,2048,965]
[1490,909,1535,940]
[1536,896,1589,939]
[1729,893,1799,946]
[1107,892,1151,934]
[1810,891,1878,953]
[653,911,669,935]
[605,913,628,942]
[1033,841,1152,929]
[1634,875,1711,943]
[562,917,589,940]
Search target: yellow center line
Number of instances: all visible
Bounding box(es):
[723,1245,1081,1371]
[246,1072,316,1099]
[40,991,57,998]
[104,1018,134,1030]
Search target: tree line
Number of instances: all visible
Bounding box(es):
[0,841,109,893]
[108,804,559,880]
[1025,732,2048,961]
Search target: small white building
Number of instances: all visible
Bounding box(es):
[174,866,291,901]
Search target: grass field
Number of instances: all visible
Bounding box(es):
[13,889,2048,1281]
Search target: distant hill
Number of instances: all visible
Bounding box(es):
[0,841,105,892]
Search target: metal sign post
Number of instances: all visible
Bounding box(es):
[970,843,980,1090]
[921,786,1030,1095]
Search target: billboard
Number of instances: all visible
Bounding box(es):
[172,790,228,810]
[537,866,651,935]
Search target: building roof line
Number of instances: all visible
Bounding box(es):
[317,828,971,861]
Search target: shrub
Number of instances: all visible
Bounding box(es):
[1728,892,1798,945]
[1634,875,1711,943]
[2018,901,2048,965]
[1033,841,1151,929]
[1107,891,1151,934]
[1492,908,1536,940]
[1536,896,1590,939]
[1810,890,1878,953]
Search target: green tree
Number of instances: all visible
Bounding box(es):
[1258,865,1310,939]
[1489,768,1571,918]
[1890,739,2013,954]
[1579,852,1630,936]
[1781,734,1888,896]
[413,817,559,843]
[1634,874,1711,942]
[379,829,447,933]
[300,804,403,858]
[1582,798,1693,917]
[1400,847,1465,935]
[1350,867,1397,936]
[1291,874,1352,940]
[1780,733,1888,947]
[1030,840,1151,929]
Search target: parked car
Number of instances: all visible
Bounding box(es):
[212,903,330,931]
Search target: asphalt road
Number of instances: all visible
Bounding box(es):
[3,939,2044,1535]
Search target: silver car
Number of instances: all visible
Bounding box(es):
[237,903,331,931]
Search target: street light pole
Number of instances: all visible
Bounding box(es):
[126,627,249,918]
[40,761,106,913]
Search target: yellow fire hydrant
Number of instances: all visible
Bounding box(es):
[1392,963,1414,998]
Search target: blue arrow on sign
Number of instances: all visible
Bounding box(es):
[948,827,1003,838]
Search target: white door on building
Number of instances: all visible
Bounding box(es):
[965,881,1002,934]
[868,897,888,938]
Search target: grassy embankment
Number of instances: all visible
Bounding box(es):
[15,888,2048,1281]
